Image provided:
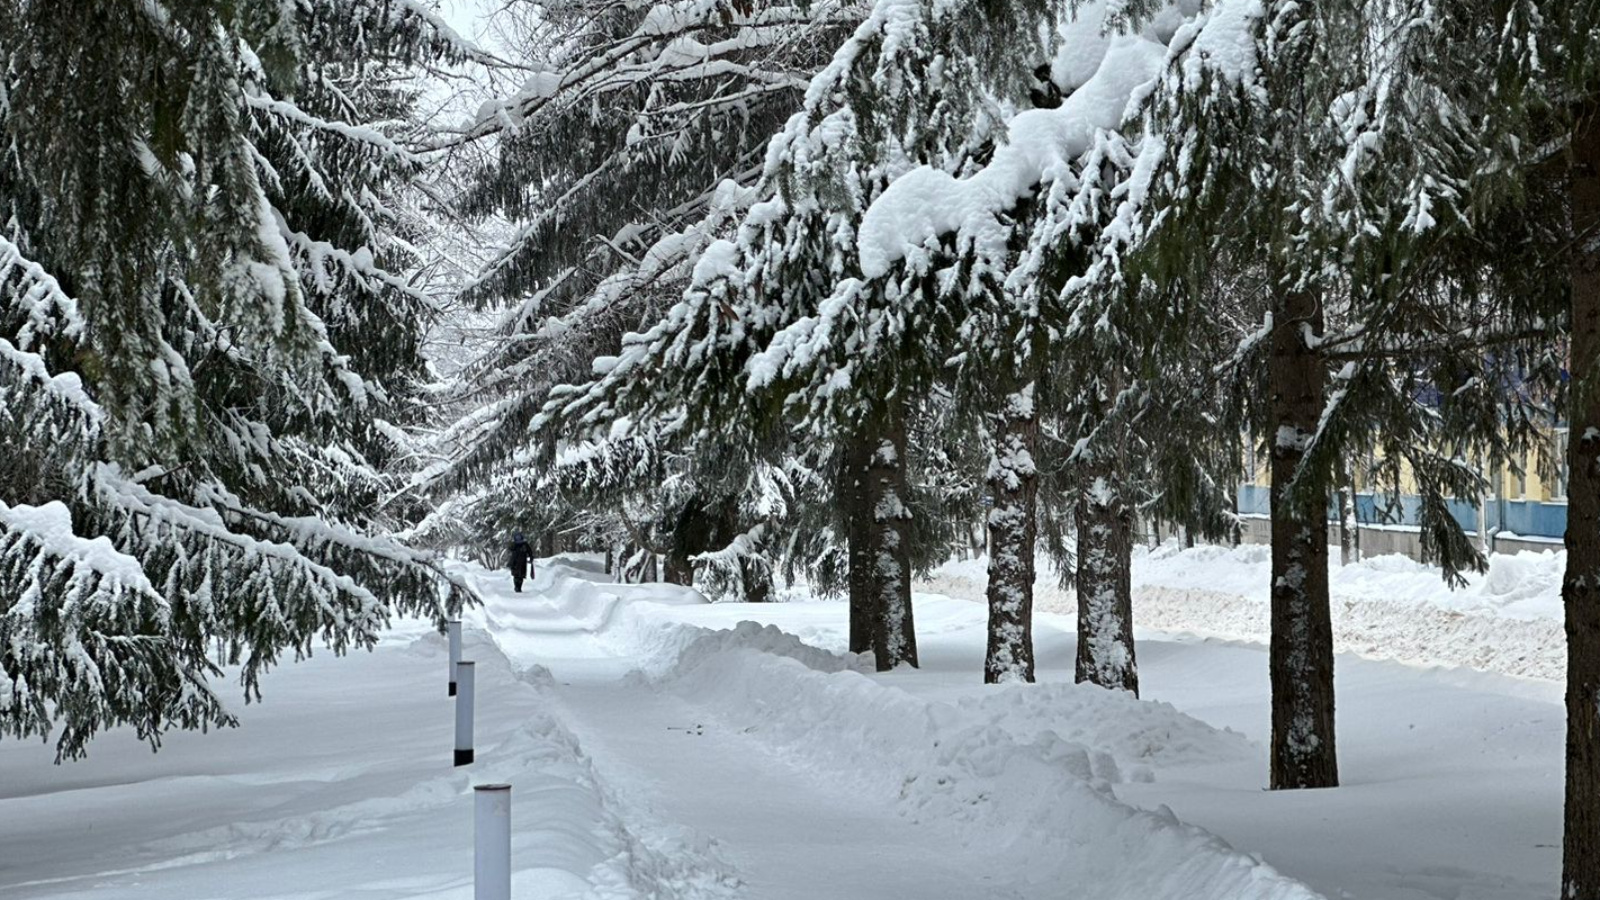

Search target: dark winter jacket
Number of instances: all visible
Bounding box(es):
[509,540,532,579]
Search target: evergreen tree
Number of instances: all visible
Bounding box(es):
[1448,0,1600,889]
[421,0,861,578]
[0,0,474,759]
[1078,0,1554,790]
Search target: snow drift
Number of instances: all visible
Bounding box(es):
[474,560,1323,900]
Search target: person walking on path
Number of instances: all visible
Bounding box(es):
[509,532,532,593]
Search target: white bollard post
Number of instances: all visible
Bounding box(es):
[474,783,511,900]
[447,620,463,696]
[454,661,475,766]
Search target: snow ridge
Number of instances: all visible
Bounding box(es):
[650,627,1319,900]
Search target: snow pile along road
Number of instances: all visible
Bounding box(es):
[649,627,1315,900]
[471,560,1322,900]
[923,544,1567,680]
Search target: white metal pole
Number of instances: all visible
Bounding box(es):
[454,661,475,766]
[474,783,511,900]
[447,620,463,696]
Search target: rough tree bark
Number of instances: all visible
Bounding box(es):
[863,398,918,671]
[842,435,874,654]
[539,436,558,558]
[984,383,1038,684]
[739,556,772,603]
[1563,106,1600,899]
[663,552,694,585]
[1267,288,1337,790]
[1337,481,1354,566]
[1075,421,1138,695]
[665,499,712,586]
[1229,475,1243,547]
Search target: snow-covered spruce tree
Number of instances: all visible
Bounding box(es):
[1437,0,1600,890]
[1061,0,1558,791]
[693,0,1064,670]
[420,0,863,573]
[840,0,1218,684]
[0,0,474,759]
[544,0,1066,669]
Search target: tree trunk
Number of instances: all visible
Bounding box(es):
[842,435,874,654]
[740,556,772,603]
[1348,464,1362,562]
[1230,470,1243,547]
[538,436,558,558]
[1075,425,1138,695]
[1563,107,1600,899]
[664,548,693,585]
[984,383,1038,684]
[1267,288,1337,790]
[1337,483,1354,566]
[864,398,918,671]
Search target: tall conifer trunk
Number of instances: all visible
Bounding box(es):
[842,436,874,654]
[1075,421,1137,695]
[1267,288,1337,790]
[1337,482,1354,566]
[985,383,1038,684]
[740,557,772,603]
[864,397,918,671]
[539,435,558,558]
[1563,107,1600,898]
[663,553,694,585]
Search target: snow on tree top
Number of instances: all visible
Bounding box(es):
[856,35,1167,279]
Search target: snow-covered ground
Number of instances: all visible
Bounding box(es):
[0,550,1563,899]
[927,543,1567,680]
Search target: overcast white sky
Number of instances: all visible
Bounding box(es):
[436,0,491,43]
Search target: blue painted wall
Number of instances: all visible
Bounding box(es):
[1235,484,1568,539]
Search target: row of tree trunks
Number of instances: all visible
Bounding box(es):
[1074,422,1138,696]
[1563,106,1600,899]
[984,383,1039,684]
[1267,288,1338,790]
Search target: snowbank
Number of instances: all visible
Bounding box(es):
[646,624,1318,900]
[465,560,1319,898]
[1137,542,1564,621]
[923,544,1567,680]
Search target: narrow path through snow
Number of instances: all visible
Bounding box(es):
[465,561,1317,900]
[469,561,1036,899]
[553,684,1028,900]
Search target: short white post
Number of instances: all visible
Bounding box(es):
[454,661,475,766]
[447,620,463,696]
[474,783,511,900]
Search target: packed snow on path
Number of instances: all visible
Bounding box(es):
[0,552,1562,900]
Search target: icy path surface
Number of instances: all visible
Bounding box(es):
[0,554,1562,899]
